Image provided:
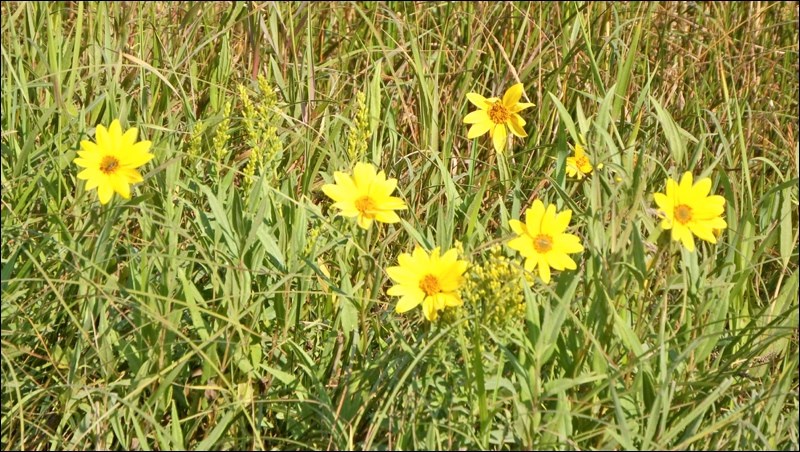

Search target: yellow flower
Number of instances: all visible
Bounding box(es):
[507,200,584,284]
[73,120,154,204]
[463,83,534,154]
[387,246,469,321]
[653,172,727,252]
[321,162,407,230]
[566,143,593,179]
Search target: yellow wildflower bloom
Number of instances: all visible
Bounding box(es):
[321,162,407,230]
[653,172,727,252]
[463,83,534,154]
[387,246,469,321]
[73,120,154,204]
[566,143,593,179]
[507,200,584,284]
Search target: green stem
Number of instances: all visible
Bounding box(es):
[471,322,489,444]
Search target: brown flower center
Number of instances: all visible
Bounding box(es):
[99,156,120,174]
[488,102,510,124]
[533,234,553,253]
[355,196,376,217]
[674,204,693,224]
[418,274,441,297]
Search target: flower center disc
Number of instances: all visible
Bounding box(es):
[488,103,510,124]
[419,274,441,296]
[533,234,553,253]
[355,196,376,216]
[575,155,589,169]
[100,156,120,174]
[674,204,693,224]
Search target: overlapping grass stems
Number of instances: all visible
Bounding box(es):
[2,2,798,450]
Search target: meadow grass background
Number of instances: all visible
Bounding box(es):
[1,1,798,450]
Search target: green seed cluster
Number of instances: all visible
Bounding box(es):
[185,120,205,163]
[461,245,526,329]
[304,223,322,257]
[346,91,370,164]
[212,100,232,175]
[239,76,283,194]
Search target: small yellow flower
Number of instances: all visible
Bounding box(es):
[566,143,593,179]
[507,200,584,284]
[386,246,469,321]
[321,162,407,230]
[73,120,154,204]
[463,83,534,154]
[653,172,727,252]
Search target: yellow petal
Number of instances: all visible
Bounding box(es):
[356,215,373,229]
[502,83,524,107]
[468,121,492,139]
[510,102,534,113]
[79,140,101,156]
[507,115,527,138]
[689,222,717,243]
[466,92,490,109]
[353,162,376,189]
[463,109,490,124]
[507,236,533,255]
[537,255,551,283]
[691,177,712,198]
[679,172,693,193]
[108,119,122,138]
[554,209,572,233]
[396,293,424,313]
[443,293,462,307]
[509,219,526,235]
[121,127,139,147]
[422,298,437,321]
[119,167,144,184]
[118,141,154,167]
[375,211,401,223]
[322,183,349,202]
[95,124,110,148]
[492,125,508,154]
[387,266,418,286]
[98,183,114,204]
[653,193,672,212]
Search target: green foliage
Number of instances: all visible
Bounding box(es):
[2,2,797,450]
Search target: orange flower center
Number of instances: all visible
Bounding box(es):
[418,274,441,297]
[575,155,590,170]
[488,102,510,124]
[533,234,553,253]
[674,204,693,224]
[355,196,376,217]
[99,155,120,174]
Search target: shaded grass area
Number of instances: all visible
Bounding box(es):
[2,2,797,449]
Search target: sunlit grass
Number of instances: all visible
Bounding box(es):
[2,2,797,450]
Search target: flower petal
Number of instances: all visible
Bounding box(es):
[492,125,508,154]
[353,162,376,189]
[507,115,527,138]
[98,183,114,204]
[396,293,424,313]
[502,83,524,107]
[466,92,491,109]
[510,102,534,113]
[110,174,131,199]
[463,109,490,124]
[468,121,492,139]
[374,211,401,223]
[537,255,551,283]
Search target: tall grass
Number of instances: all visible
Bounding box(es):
[2,2,797,449]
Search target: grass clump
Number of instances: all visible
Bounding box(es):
[1,2,797,450]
